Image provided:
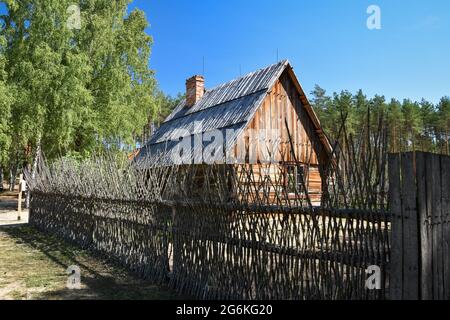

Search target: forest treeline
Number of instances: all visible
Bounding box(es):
[311,85,450,155]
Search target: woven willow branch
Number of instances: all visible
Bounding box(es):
[25,110,391,300]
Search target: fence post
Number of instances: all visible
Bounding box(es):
[389,153,402,299]
[431,153,444,299]
[416,152,432,299]
[441,155,450,300]
[401,152,419,300]
[389,152,419,300]
[17,173,23,220]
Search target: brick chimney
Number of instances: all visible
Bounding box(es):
[186,75,205,107]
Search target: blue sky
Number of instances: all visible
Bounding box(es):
[131,0,450,103]
[1,1,448,103]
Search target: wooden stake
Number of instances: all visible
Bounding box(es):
[17,173,22,220]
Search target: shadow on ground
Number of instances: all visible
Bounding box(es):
[0,226,178,300]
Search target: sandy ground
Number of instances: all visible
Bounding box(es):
[0,207,29,227]
[0,189,29,227]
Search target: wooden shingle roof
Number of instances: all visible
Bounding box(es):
[138,60,330,164]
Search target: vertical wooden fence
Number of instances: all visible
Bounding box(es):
[389,152,450,300]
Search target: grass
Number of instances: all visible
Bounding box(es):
[0,226,177,300]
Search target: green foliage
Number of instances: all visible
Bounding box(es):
[387,99,403,152]
[0,0,159,171]
[153,90,184,126]
[311,85,450,155]
[0,35,14,168]
[437,97,450,154]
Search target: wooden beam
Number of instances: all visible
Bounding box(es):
[389,153,403,300]
[401,152,419,300]
[416,152,432,299]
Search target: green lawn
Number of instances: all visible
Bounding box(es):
[0,226,176,300]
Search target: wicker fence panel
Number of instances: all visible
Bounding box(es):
[26,156,391,300]
[169,204,390,300]
[30,192,172,284]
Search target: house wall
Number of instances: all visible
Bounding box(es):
[231,70,327,203]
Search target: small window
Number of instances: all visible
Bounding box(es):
[286,165,306,193]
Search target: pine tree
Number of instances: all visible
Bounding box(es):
[419,99,437,152]
[354,89,368,127]
[400,99,422,152]
[387,99,403,153]
[311,85,334,139]
[310,88,447,155]
[437,97,450,155]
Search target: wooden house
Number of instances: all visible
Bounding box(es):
[138,60,331,204]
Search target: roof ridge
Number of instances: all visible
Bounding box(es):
[159,88,268,127]
[163,59,289,124]
[204,59,289,93]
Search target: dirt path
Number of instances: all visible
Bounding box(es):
[0,208,29,227]
[0,226,176,300]
[0,191,28,227]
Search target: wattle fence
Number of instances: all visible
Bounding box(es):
[27,156,392,300]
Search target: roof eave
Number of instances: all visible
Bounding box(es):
[284,64,333,157]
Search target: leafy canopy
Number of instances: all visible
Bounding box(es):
[0,0,158,168]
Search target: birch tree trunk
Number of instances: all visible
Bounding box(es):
[26,139,41,208]
[9,165,17,191]
[0,167,3,191]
